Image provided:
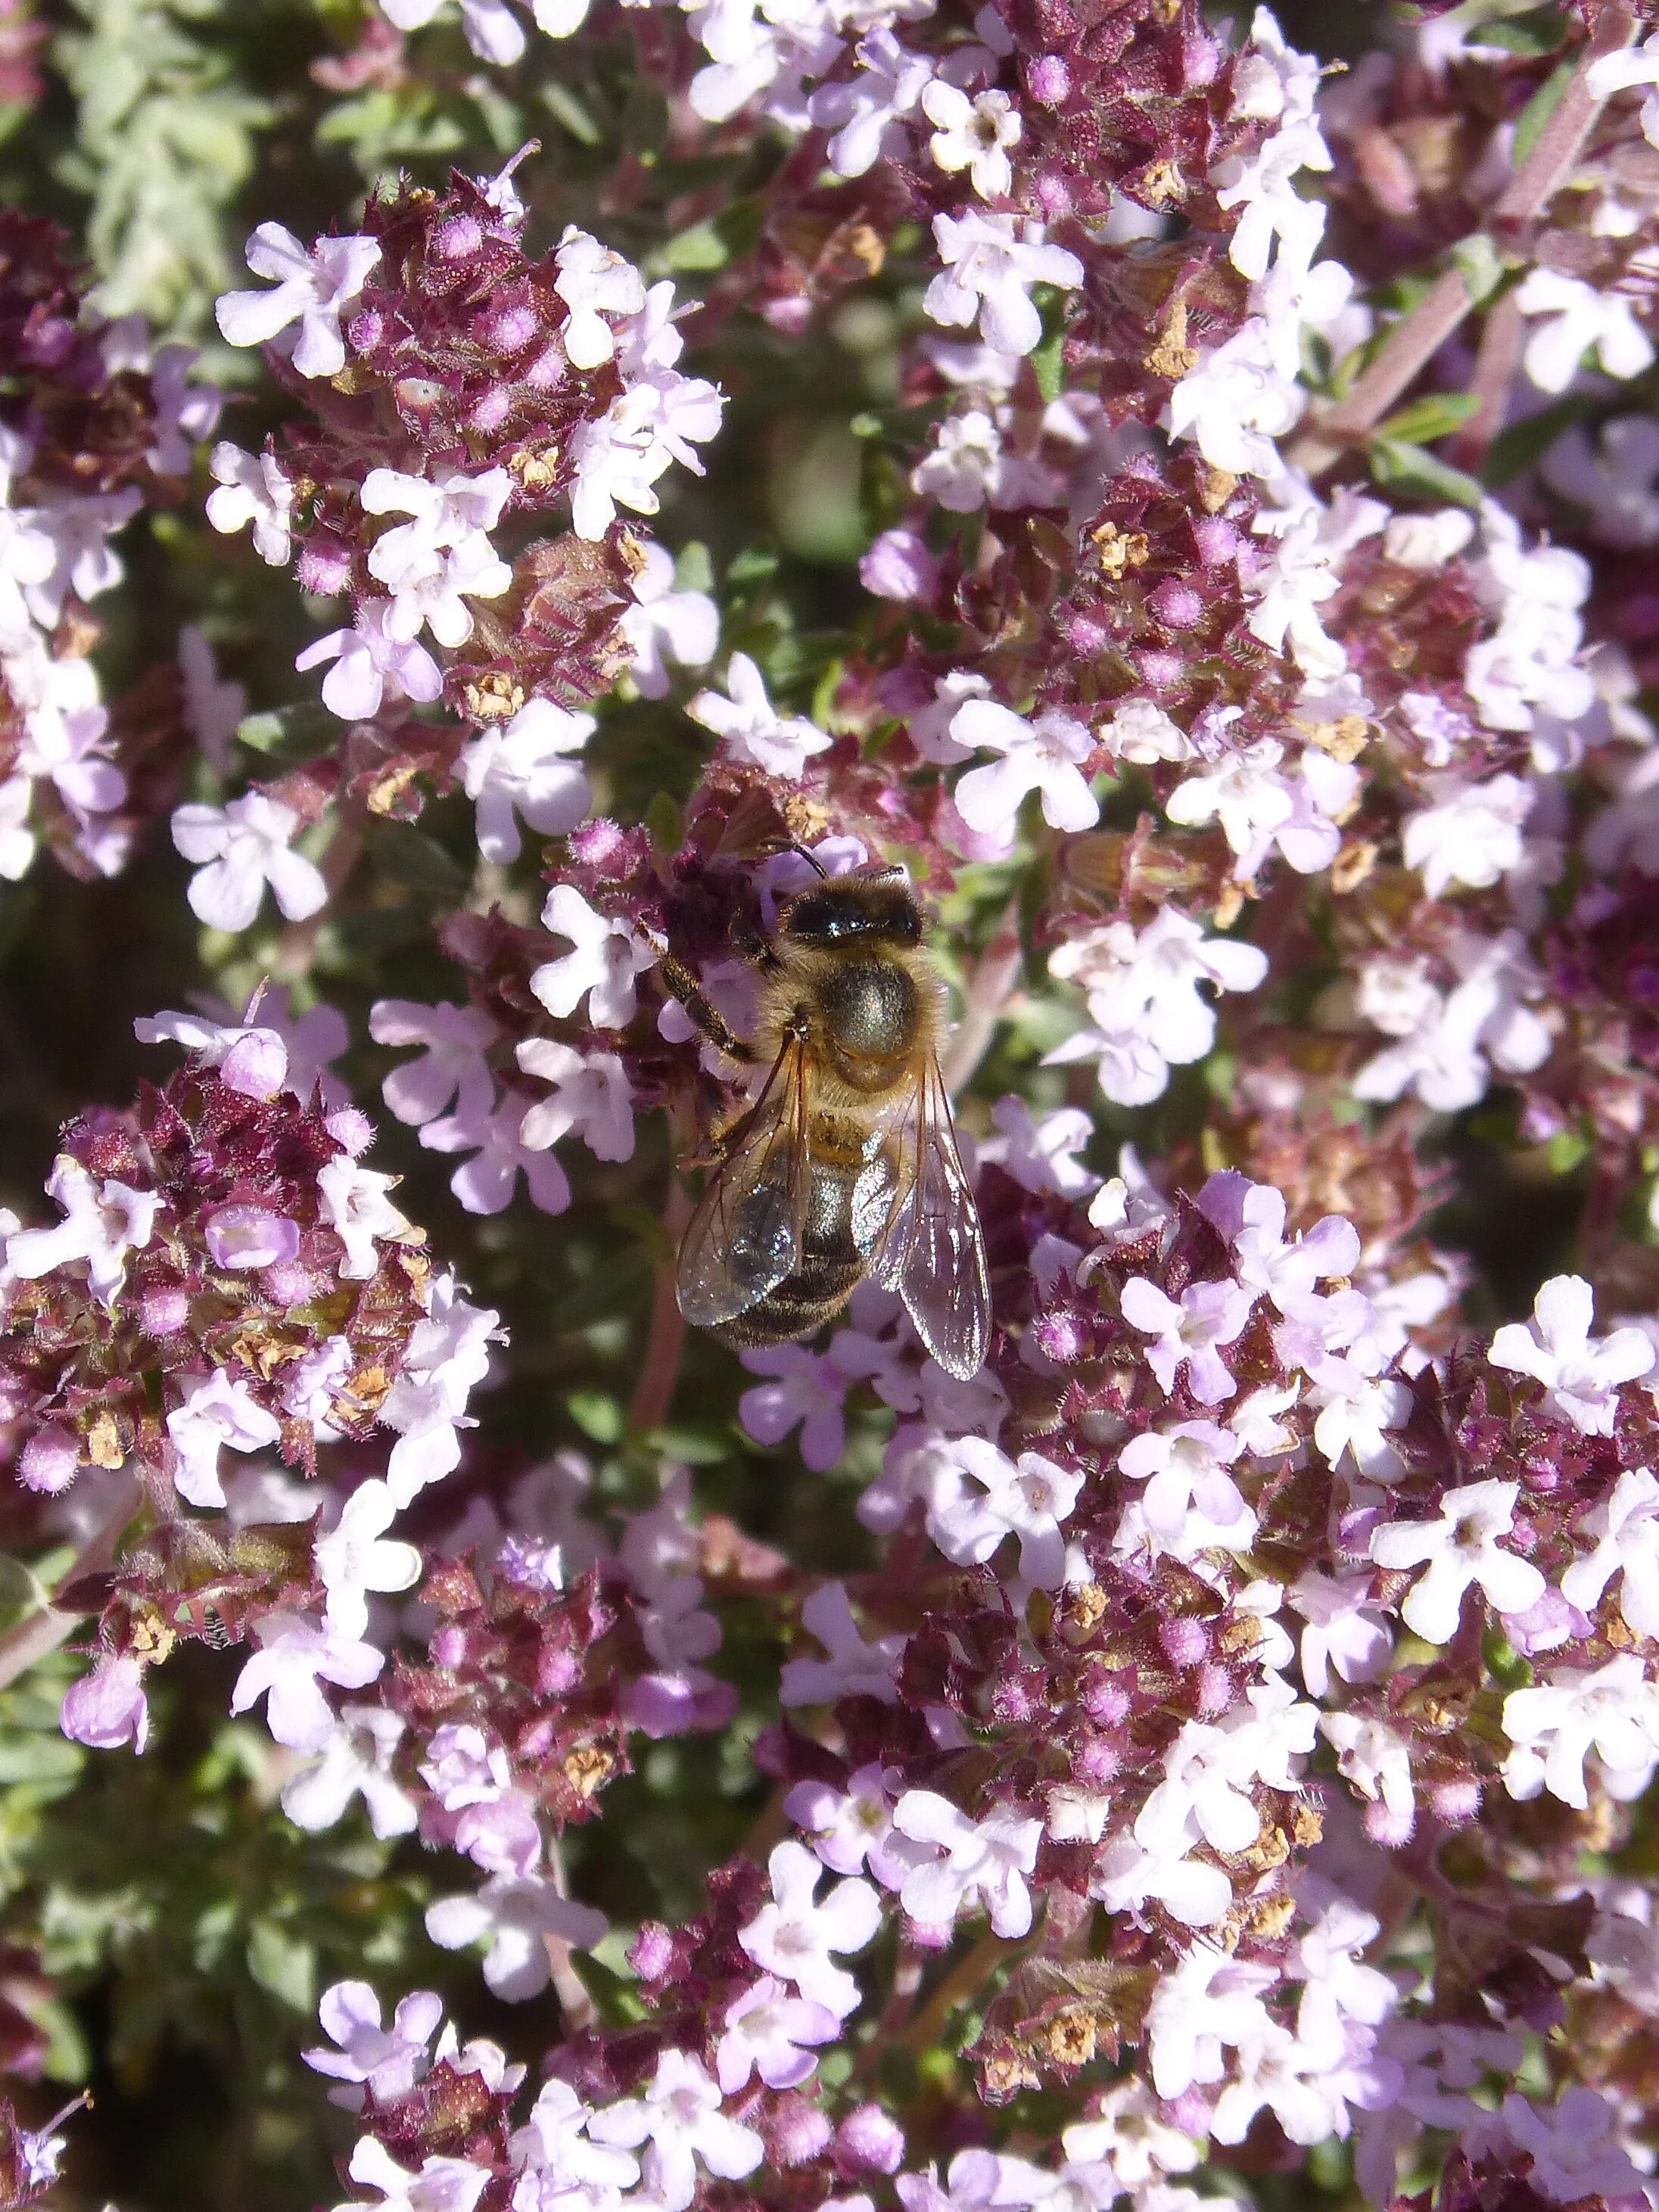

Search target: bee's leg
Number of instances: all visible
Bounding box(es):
[658,952,755,1063]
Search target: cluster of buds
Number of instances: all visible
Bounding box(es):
[0,213,220,884]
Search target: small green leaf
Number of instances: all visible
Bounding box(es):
[540,81,603,146]
[1368,436,1485,510]
[1476,5,1569,54]
[727,544,780,589]
[1374,390,1483,446]
[1548,1129,1591,1175]
[1030,320,1066,406]
[674,540,714,594]
[1483,393,1592,487]
[245,1919,316,2013]
[1483,1627,1533,1691]
[645,791,683,856]
[1512,56,1575,170]
[660,219,729,273]
[1449,231,1510,309]
[371,822,467,899]
[569,1392,624,1443]
[235,702,337,759]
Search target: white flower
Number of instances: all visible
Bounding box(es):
[457,699,595,863]
[687,653,830,778]
[1502,1655,1659,1810]
[779,1581,904,1706]
[976,1097,1100,1198]
[892,1790,1041,1938]
[1352,931,1552,1113]
[619,541,719,697]
[1401,774,1533,897]
[1247,491,1386,679]
[531,883,658,1029]
[171,793,328,934]
[812,27,935,176]
[5,1153,158,1306]
[230,1611,384,1750]
[1514,267,1656,395]
[1562,1467,1659,1638]
[1046,910,1268,1107]
[380,1271,503,1502]
[1488,1274,1654,1436]
[923,1436,1083,1590]
[316,1479,423,1639]
[923,212,1083,358]
[334,2136,489,2212]
[716,1976,840,2094]
[426,1872,606,2001]
[1118,1419,1247,1532]
[296,599,444,720]
[360,465,513,578]
[371,999,499,1128]
[949,698,1100,832]
[568,375,724,540]
[922,82,1022,201]
[305,1980,442,2106]
[739,1839,882,2018]
[512,2078,638,2192]
[1369,1479,1546,1644]
[1319,1710,1414,1830]
[587,2049,763,2212]
[282,1706,419,1837]
[1501,2089,1648,2207]
[911,409,1009,513]
[1100,697,1191,764]
[216,224,381,378]
[165,1369,284,1509]
[379,532,512,649]
[1168,319,1302,479]
[516,1038,635,1160]
[1586,28,1659,148]
[318,1155,410,1280]
[206,441,295,565]
[555,226,646,369]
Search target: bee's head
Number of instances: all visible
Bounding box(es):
[777,866,924,950]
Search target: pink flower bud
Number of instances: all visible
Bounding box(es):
[1158,1615,1209,1669]
[20,1425,82,1494]
[1150,578,1205,630]
[434,213,484,262]
[1027,54,1070,104]
[837,2105,904,2174]
[629,1921,676,1983]
[769,2095,832,2166]
[860,530,938,605]
[141,1285,190,1336]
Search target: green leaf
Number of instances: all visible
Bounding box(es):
[645,790,683,856]
[1030,319,1066,406]
[245,1918,316,2013]
[1483,392,1592,487]
[1512,56,1575,170]
[1548,1129,1591,1175]
[1373,390,1483,446]
[540,81,603,146]
[1483,1626,1533,1691]
[674,541,714,594]
[727,544,780,589]
[370,822,468,900]
[235,702,338,760]
[1368,436,1485,509]
[1476,4,1569,54]
[568,1392,624,1443]
[1449,231,1510,309]
[659,219,730,273]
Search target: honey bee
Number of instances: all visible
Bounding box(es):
[667,863,991,1380]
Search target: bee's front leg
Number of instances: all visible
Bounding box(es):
[658,950,755,1064]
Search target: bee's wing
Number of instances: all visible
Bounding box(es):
[676,1033,812,1327]
[858,1051,990,1381]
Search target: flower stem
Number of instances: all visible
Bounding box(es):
[1293,3,1638,477]
[942,895,1025,1097]
[0,1475,141,1697]
[628,1178,693,1434]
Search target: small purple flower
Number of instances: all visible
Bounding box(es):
[204,1202,302,1271]
[61,1654,149,1753]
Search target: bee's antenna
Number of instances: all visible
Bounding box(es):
[788,841,829,879]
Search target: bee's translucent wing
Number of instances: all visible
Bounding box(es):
[677,1034,812,1327]
[858,1053,990,1380]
